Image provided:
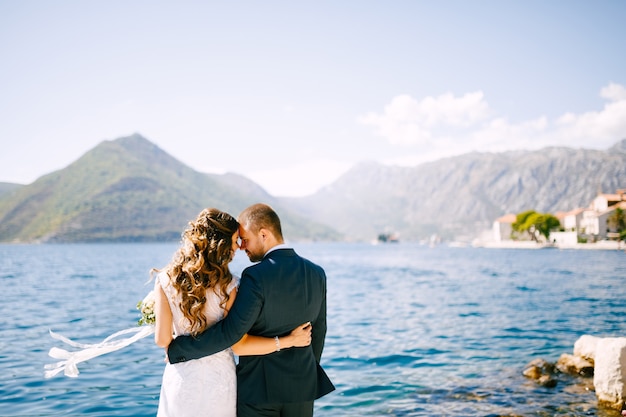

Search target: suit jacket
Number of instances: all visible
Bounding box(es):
[167,248,335,404]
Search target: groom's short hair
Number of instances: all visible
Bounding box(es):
[239,203,283,240]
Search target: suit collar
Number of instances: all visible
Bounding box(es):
[264,243,290,257]
[263,246,295,259]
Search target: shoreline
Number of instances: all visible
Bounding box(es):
[472,240,626,251]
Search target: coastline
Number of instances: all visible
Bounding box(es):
[472,240,626,250]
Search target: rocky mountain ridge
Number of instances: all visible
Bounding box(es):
[287,140,626,240]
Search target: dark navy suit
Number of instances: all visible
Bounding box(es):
[167,248,334,414]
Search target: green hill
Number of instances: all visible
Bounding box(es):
[0,182,22,197]
[0,134,340,243]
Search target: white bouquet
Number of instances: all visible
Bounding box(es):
[137,290,156,326]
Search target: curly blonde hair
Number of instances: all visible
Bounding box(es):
[158,208,239,335]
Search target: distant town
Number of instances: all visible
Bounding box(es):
[485,188,626,250]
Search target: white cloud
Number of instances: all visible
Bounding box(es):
[357,91,490,145]
[555,89,626,146]
[420,91,490,127]
[361,83,626,163]
[470,116,550,151]
[600,82,626,101]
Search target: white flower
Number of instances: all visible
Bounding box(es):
[137,290,155,326]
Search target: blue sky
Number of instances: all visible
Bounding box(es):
[1,1,625,196]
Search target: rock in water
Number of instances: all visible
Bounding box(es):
[594,337,626,409]
[556,353,594,377]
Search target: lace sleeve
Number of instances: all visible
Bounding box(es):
[227,275,240,295]
[156,271,181,315]
[156,271,175,299]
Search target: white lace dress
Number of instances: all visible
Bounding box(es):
[156,272,239,417]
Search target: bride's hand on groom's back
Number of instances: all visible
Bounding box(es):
[283,322,312,349]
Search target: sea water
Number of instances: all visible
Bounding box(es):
[1,242,625,416]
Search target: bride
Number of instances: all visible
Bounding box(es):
[153,208,311,417]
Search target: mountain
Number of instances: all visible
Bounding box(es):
[282,139,626,241]
[609,138,626,154]
[0,134,340,243]
[2,134,625,243]
[0,182,22,197]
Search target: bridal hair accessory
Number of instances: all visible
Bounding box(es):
[44,291,156,378]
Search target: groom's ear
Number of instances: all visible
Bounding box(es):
[258,228,277,245]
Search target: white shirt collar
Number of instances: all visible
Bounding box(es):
[264,243,290,257]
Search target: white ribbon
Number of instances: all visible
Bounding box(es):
[44,325,155,378]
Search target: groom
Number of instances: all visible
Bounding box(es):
[167,203,335,417]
